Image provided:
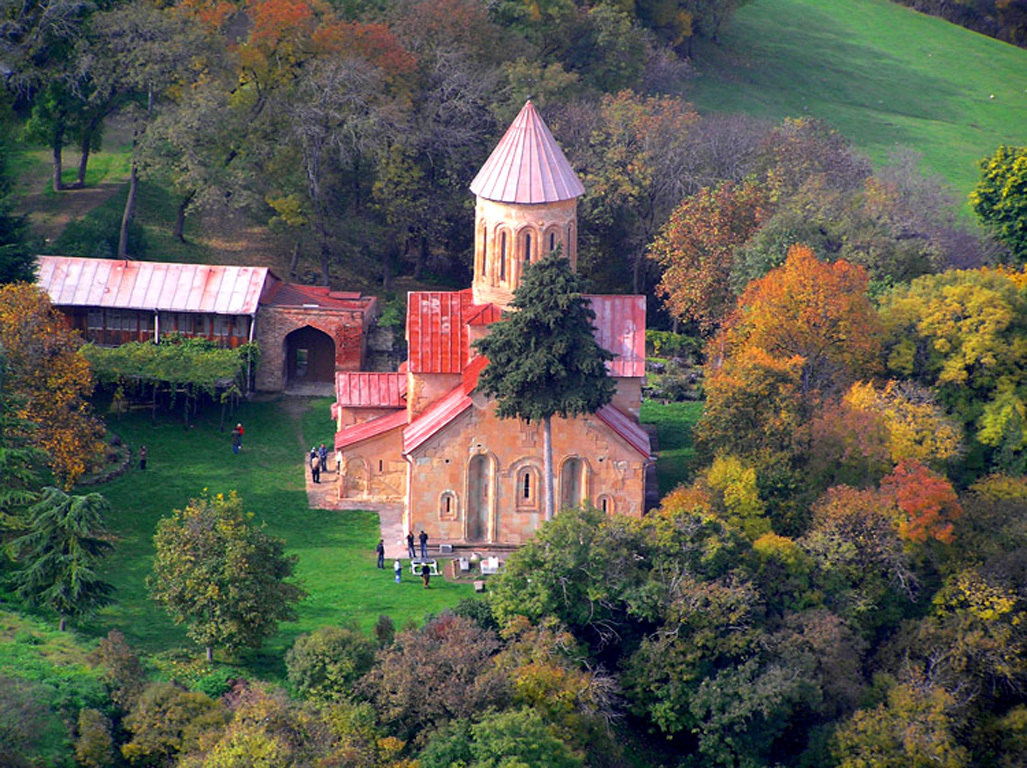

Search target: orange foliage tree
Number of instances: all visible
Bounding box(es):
[715,245,882,401]
[650,180,769,332]
[0,284,103,488]
[881,460,962,545]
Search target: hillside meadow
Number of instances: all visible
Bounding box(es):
[690,0,1027,202]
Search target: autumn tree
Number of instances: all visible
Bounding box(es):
[357,612,508,741]
[474,254,615,520]
[878,266,1027,474]
[0,283,103,488]
[573,90,699,293]
[711,245,881,402]
[970,145,1027,262]
[881,460,962,545]
[121,682,227,767]
[832,678,969,768]
[7,486,114,631]
[650,179,769,332]
[149,491,306,661]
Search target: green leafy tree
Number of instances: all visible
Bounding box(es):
[149,491,306,661]
[970,145,1027,262]
[474,253,615,520]
[285,625,375,702]
[0,129,33,284]
[7,486,114,631]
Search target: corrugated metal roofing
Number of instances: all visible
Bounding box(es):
[37,255,268,315]
[469,101,585,204]
[336,372,407,408]
[406,290,474,374]
[403,385,474,454]
[262,280,372,310]
[596,405,654,459]
[335,409,407,450]
[403,357,485,454]
[588,295,647,378]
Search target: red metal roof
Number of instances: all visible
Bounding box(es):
[469,101,585,205]
[588,295,646,378]
[37,255,268,315]
[335,409,407,450]
[596,405,654,459]
[403,358,485,454]
[465,302,502,326]
[406,290,474,373]
[335,372,406,408]
[261,279,372,310]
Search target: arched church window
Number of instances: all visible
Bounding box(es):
[516,466,539,509]
[440,491,458,520]
[524,231,532,264]
[549,231,556,252]
[500,232,507,281]
[480,223,487,277]
[597,495,615,515]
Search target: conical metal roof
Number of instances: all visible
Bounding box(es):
[470,101,585,204]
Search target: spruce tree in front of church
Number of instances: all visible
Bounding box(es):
[474,252,615,520]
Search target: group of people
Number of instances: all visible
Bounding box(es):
[376,530,433,588]
[308,443,329,483]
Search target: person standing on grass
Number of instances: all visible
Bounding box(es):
[419,530,428,559]
[421,562,431,589]
[407,531,416,559]
[236,423,244,447]
[139,445,147,470]
[318,443,329,473]
[394,559,402,583]
[231,425,242,454]
[376,539,385,569]
[309,448,321,483]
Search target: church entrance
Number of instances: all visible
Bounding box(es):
[467,455,491,542]
[560,458,585,510]
[285,326,335,385]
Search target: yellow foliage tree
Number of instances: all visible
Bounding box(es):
[844,380,961,466]
[0,283,103,488]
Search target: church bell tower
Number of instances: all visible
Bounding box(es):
[469,101,585,308]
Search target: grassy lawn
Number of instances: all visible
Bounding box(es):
[690,0,1027,203]
[83,396,469,677]
[641,400,704,497]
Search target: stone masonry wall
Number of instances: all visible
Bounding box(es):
[255,305,372,392]
[406,402,647,547]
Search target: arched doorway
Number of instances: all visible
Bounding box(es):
[560,457,585,511]
[466,454,492,542]
[285,326,335,385]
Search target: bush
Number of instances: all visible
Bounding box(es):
[51,203,146,259]
[285,626,376,702]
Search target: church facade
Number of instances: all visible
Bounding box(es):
[332,102,653,547]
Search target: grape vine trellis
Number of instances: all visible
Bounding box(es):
[81,336,260,426]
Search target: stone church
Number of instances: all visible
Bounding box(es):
[332,101,653,548]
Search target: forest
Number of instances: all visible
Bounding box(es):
[2,0,1027,767]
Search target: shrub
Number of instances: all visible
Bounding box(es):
[285,626,376,702]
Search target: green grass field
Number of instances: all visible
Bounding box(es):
[82,397,469,677]
[690,0,1027,202]
[641,400,704,496]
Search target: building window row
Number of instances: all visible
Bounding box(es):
[478,223,574,288]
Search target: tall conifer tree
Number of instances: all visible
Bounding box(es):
[474,252,615,520]
[8,487,114,631]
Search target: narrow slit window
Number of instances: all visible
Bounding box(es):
[549,232,556,251]
[523,472,531,500]
[500,232,507,280]
[378,460,383,472]
[524,233,531,264]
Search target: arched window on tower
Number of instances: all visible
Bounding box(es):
[524,231,532,264]
[480,223,487,277]
[500,231,507,281]
[549,231,556,253]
